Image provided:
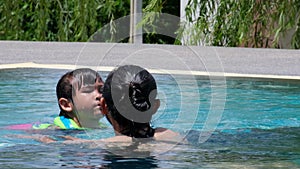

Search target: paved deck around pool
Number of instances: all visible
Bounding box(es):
[1,41,300,80]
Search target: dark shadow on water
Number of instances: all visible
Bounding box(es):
[102,153,158,169]
[46,145,159,169]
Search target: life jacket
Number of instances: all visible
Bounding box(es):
[52,116,107,129]
[6,116,106,130]
[53,116,82,129]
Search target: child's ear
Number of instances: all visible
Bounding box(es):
[100,98,108,115]
[58,98,73,112]
[152,99,160,115]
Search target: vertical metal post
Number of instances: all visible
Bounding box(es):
[180,0,188,45]
[130,0,143,44]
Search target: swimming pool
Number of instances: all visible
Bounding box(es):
[0,68,299,168]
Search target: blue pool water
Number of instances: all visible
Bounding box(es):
[0,68,299,168]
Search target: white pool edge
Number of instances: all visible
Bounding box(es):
[1,62,300,80]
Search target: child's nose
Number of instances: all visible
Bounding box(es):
[95,90,102,101]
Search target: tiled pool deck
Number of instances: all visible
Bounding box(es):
[1,41,300,80]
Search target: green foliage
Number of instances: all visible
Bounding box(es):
[2,0,297,48]
[0,0,177,43]
[180,0,300,49]
[0,0,130,41]
[142,0,180,44]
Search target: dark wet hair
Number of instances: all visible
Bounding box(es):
[56,68,103,117]
[103,65,157,138]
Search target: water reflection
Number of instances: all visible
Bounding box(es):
[102,153,158,169]
[185,127,300,166]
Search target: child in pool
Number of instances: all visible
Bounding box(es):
[53,68,106,129]
[65,65,182,142]
[6,68,106,130]
[102,64,180,141]
[18,65,182,143]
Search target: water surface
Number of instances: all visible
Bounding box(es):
[0,68,299,168]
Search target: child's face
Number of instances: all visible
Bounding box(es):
[72,80,104,126]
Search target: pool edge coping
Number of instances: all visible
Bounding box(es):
[1,62,300,80]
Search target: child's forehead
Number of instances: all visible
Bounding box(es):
[71,76,101,88]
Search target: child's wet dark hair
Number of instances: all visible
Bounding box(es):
[103,65,157,138]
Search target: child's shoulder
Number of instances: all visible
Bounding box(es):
[154,127,185,142]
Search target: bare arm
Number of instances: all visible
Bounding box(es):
[12,134,56,144]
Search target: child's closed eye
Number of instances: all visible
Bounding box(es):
[81,86,94,93]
